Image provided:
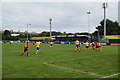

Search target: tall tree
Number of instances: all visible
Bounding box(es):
[94,19,120,35]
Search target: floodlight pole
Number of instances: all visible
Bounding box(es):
[50,19,52,38]
[27,24,31,41]
[103,3,107,38]
[87,12,90,34]
[87,12,90,41]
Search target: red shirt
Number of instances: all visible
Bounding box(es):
[92,42,95,45]
[96,43,99,46]
[24,43,28,49]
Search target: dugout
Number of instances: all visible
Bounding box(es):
[52,35,90,42]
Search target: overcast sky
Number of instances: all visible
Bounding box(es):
[1,1,118,33]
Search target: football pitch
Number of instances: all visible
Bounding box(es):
[2,43,119,79]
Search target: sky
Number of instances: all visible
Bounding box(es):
[1,0,119,33]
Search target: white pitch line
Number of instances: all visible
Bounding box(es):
[41,53,118,78]
[43,62,103,77]
[95,73,120,80]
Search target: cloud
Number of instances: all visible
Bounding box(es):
[2,2,118,33]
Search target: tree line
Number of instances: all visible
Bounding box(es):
[2,19,120,40]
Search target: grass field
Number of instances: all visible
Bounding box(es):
[2,43,119,79]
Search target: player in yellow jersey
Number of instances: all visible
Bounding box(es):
[75,40,81,51]
[35,41,40,55]
[50,41,53,47]
[84,42,89,50]
[18,40,21,43]
[98,42,102,51]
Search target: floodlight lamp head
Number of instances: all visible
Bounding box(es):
[87,12,90,14]
[103,3,108,8]
[50,19,52,21]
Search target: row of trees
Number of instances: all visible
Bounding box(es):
[2,19,120,40]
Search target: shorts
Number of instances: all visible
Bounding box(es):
[86,46,89,48]
[24,48,28,52]
[76,45,80,48]
[96,46,99,48]
[50,44,53,46]
[92,44,95,47]
[36,47,40,50]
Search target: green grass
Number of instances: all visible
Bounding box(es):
[2,43,119,79]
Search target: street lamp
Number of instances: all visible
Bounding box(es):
[27,24,31,41]
[103,2,108,38]
[49,19,52,38]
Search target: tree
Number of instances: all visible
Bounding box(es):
[61,32,67,35]
[3,30,11,36]
[92,31,98,36]
[67,33,74,35]
[2,30,19,40]
[93,19,120,35]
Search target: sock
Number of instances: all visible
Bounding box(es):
[27,52,29,55]
[21,52,24,56]
[35,50,39,54]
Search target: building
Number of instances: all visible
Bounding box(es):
[52,35,90,41]
[30,35,90,43]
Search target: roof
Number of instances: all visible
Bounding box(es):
[52,35,89,38]
[31,37,55,40]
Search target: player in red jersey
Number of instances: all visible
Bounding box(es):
[91,42,95,50]
[20,41,29,56]
[95,42,102,51]
[95,42,99,51]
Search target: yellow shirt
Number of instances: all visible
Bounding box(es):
[36,42,40,47]
[98,43,101,46]
[85,42,89,46]
[76,41,80,45]
[50,42,53,44]
[18,40,20,43]
[89,43,92,46]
